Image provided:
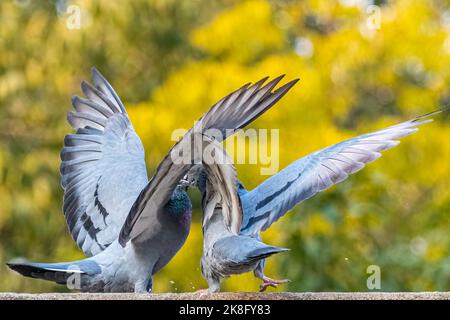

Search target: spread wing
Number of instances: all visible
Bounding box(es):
[240,110,442,235]
[61,68,148,256]
[119,76,299,246]
[201,135,242,235]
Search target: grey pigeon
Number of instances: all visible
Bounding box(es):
[191,137,289,293]
[189,106,444,292]
[6,69,297,292]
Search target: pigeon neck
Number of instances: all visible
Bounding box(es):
[165,187,192,226]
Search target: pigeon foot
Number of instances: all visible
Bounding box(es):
[259,276,290,292]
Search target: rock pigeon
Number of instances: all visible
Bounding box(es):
[6,69,298,292]
[189,137,289,293]
[188,105,444,292]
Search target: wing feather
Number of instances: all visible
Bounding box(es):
[240,110,442,235]
[119,76,299,246]
[61,67,148,256]
[201,135,242,235]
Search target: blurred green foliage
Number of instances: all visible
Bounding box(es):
[1,0,450,293]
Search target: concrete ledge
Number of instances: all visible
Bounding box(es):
[1,292,449,300]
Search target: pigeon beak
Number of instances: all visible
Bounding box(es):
[179,176,190,190]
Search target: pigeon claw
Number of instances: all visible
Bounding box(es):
[259,276,290,292]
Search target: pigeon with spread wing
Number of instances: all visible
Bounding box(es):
[189,101,444,291]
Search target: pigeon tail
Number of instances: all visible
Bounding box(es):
[245,244,289,264]
[213,235,289,266]
[6,259,101,285]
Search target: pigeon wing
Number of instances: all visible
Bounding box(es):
[240,110,442,235]
[119,76,299,245]
[61,68,148,256]
[201,135,242,235]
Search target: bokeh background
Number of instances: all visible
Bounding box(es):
[1,0,450,293]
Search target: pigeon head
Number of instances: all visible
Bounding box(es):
[181,164,207,194]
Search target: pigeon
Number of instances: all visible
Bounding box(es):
[6,68,298,292]
[188,107,445,292]
[189,136,289,293]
